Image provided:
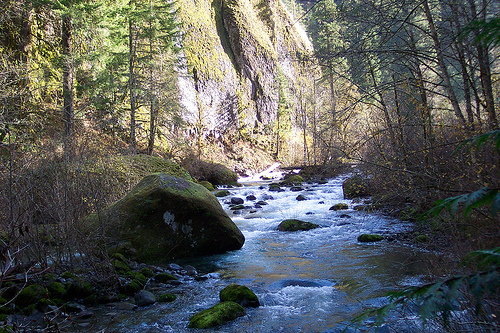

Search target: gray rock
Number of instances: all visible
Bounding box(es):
[296,194,307,201]
[135,290,157,307]
[231,197,244,205]
[84,174,245,261]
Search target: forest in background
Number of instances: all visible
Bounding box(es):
[1,0,500,329]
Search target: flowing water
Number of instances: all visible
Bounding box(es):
[96,175,440,332]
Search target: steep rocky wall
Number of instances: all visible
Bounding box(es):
[176,0,313,135]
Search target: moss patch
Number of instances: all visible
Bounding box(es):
[188,301,246,328]
[219,284,260,307]
[357,234,383,242]
[277,219,319,232]
[330,203,348,211]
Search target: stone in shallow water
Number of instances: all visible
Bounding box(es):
[219,284,260,307]
[277,219,319,232]
[357,234,383,242]
[188,301,246,328]
[135,290,156,307]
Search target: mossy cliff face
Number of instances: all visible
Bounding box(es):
[87,173,245,262]
[177,0,313,132]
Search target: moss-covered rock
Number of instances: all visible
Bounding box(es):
[277,219,319,232]
[84,173,245,262]
[342,176,371,199]
[214,190,231,197]
[16,284,48,308]
[159,293,177,302]
[414,234,428,243]
[139,267,155,278]
[330,203,348,211]
[105,154,193,184]
[357,234,384,242]
[154,273,178,283]
[48,281,66,299]
[296,194,307,201]
[65,276,93,299]
[112,258,131,274]
[188,301,246,328]
[119,279,143,295]
[199,180,215,191]
[219,284,260,307]
[281,175,304,186]
[186,160,238,186]
[269,184,282,192]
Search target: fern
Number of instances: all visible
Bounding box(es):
[422,187,500,219]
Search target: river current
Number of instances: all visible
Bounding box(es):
[98,175,440,332]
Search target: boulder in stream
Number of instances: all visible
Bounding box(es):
[219,284,260,307]
[188,301,246,328]
[85,173,245,262]
[277,219,319,232]
[357,234,384,242]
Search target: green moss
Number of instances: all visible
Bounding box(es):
[230,204,245,210]
[139,267,155,278]
[215,190,231,197]
[199,180,215,191]
[277,219,319,232]
[159,293,177,302]
[330,203,348,211]
[154,273,178,283]
[65,276,93,299]
[119,280,143,295]
[281,175,304,186]
[219,284,260,307]
[126,272,146,285]
[48,282,66,299]
[188,301,246,328]
[61,271,76,279]
[113,259,131,274]
[16,284,48,308]
[357,234,383,242]
[414,234,428,243]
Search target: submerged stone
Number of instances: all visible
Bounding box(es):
[188,301,245,328]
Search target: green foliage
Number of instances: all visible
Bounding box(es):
[463,16,500,46]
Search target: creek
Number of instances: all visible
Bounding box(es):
[95,175,439,332]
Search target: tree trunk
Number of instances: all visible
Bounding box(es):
[128,19,137,153]
[422,0,466,126]
[62,14,74,157]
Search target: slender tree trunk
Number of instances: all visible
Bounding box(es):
[62,14,74,158]
[369,60,397,152]
[468,0,498,129]
[422,0,466,126]
[128,19,137,153]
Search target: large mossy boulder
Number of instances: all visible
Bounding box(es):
[188,301,246,328]
[277,219,319,232]
[185,160,238,186]
[219,284,260,307]
[342,176,371,199]
[85,173,245,262]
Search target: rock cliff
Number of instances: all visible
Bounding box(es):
[177,0,313,135]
